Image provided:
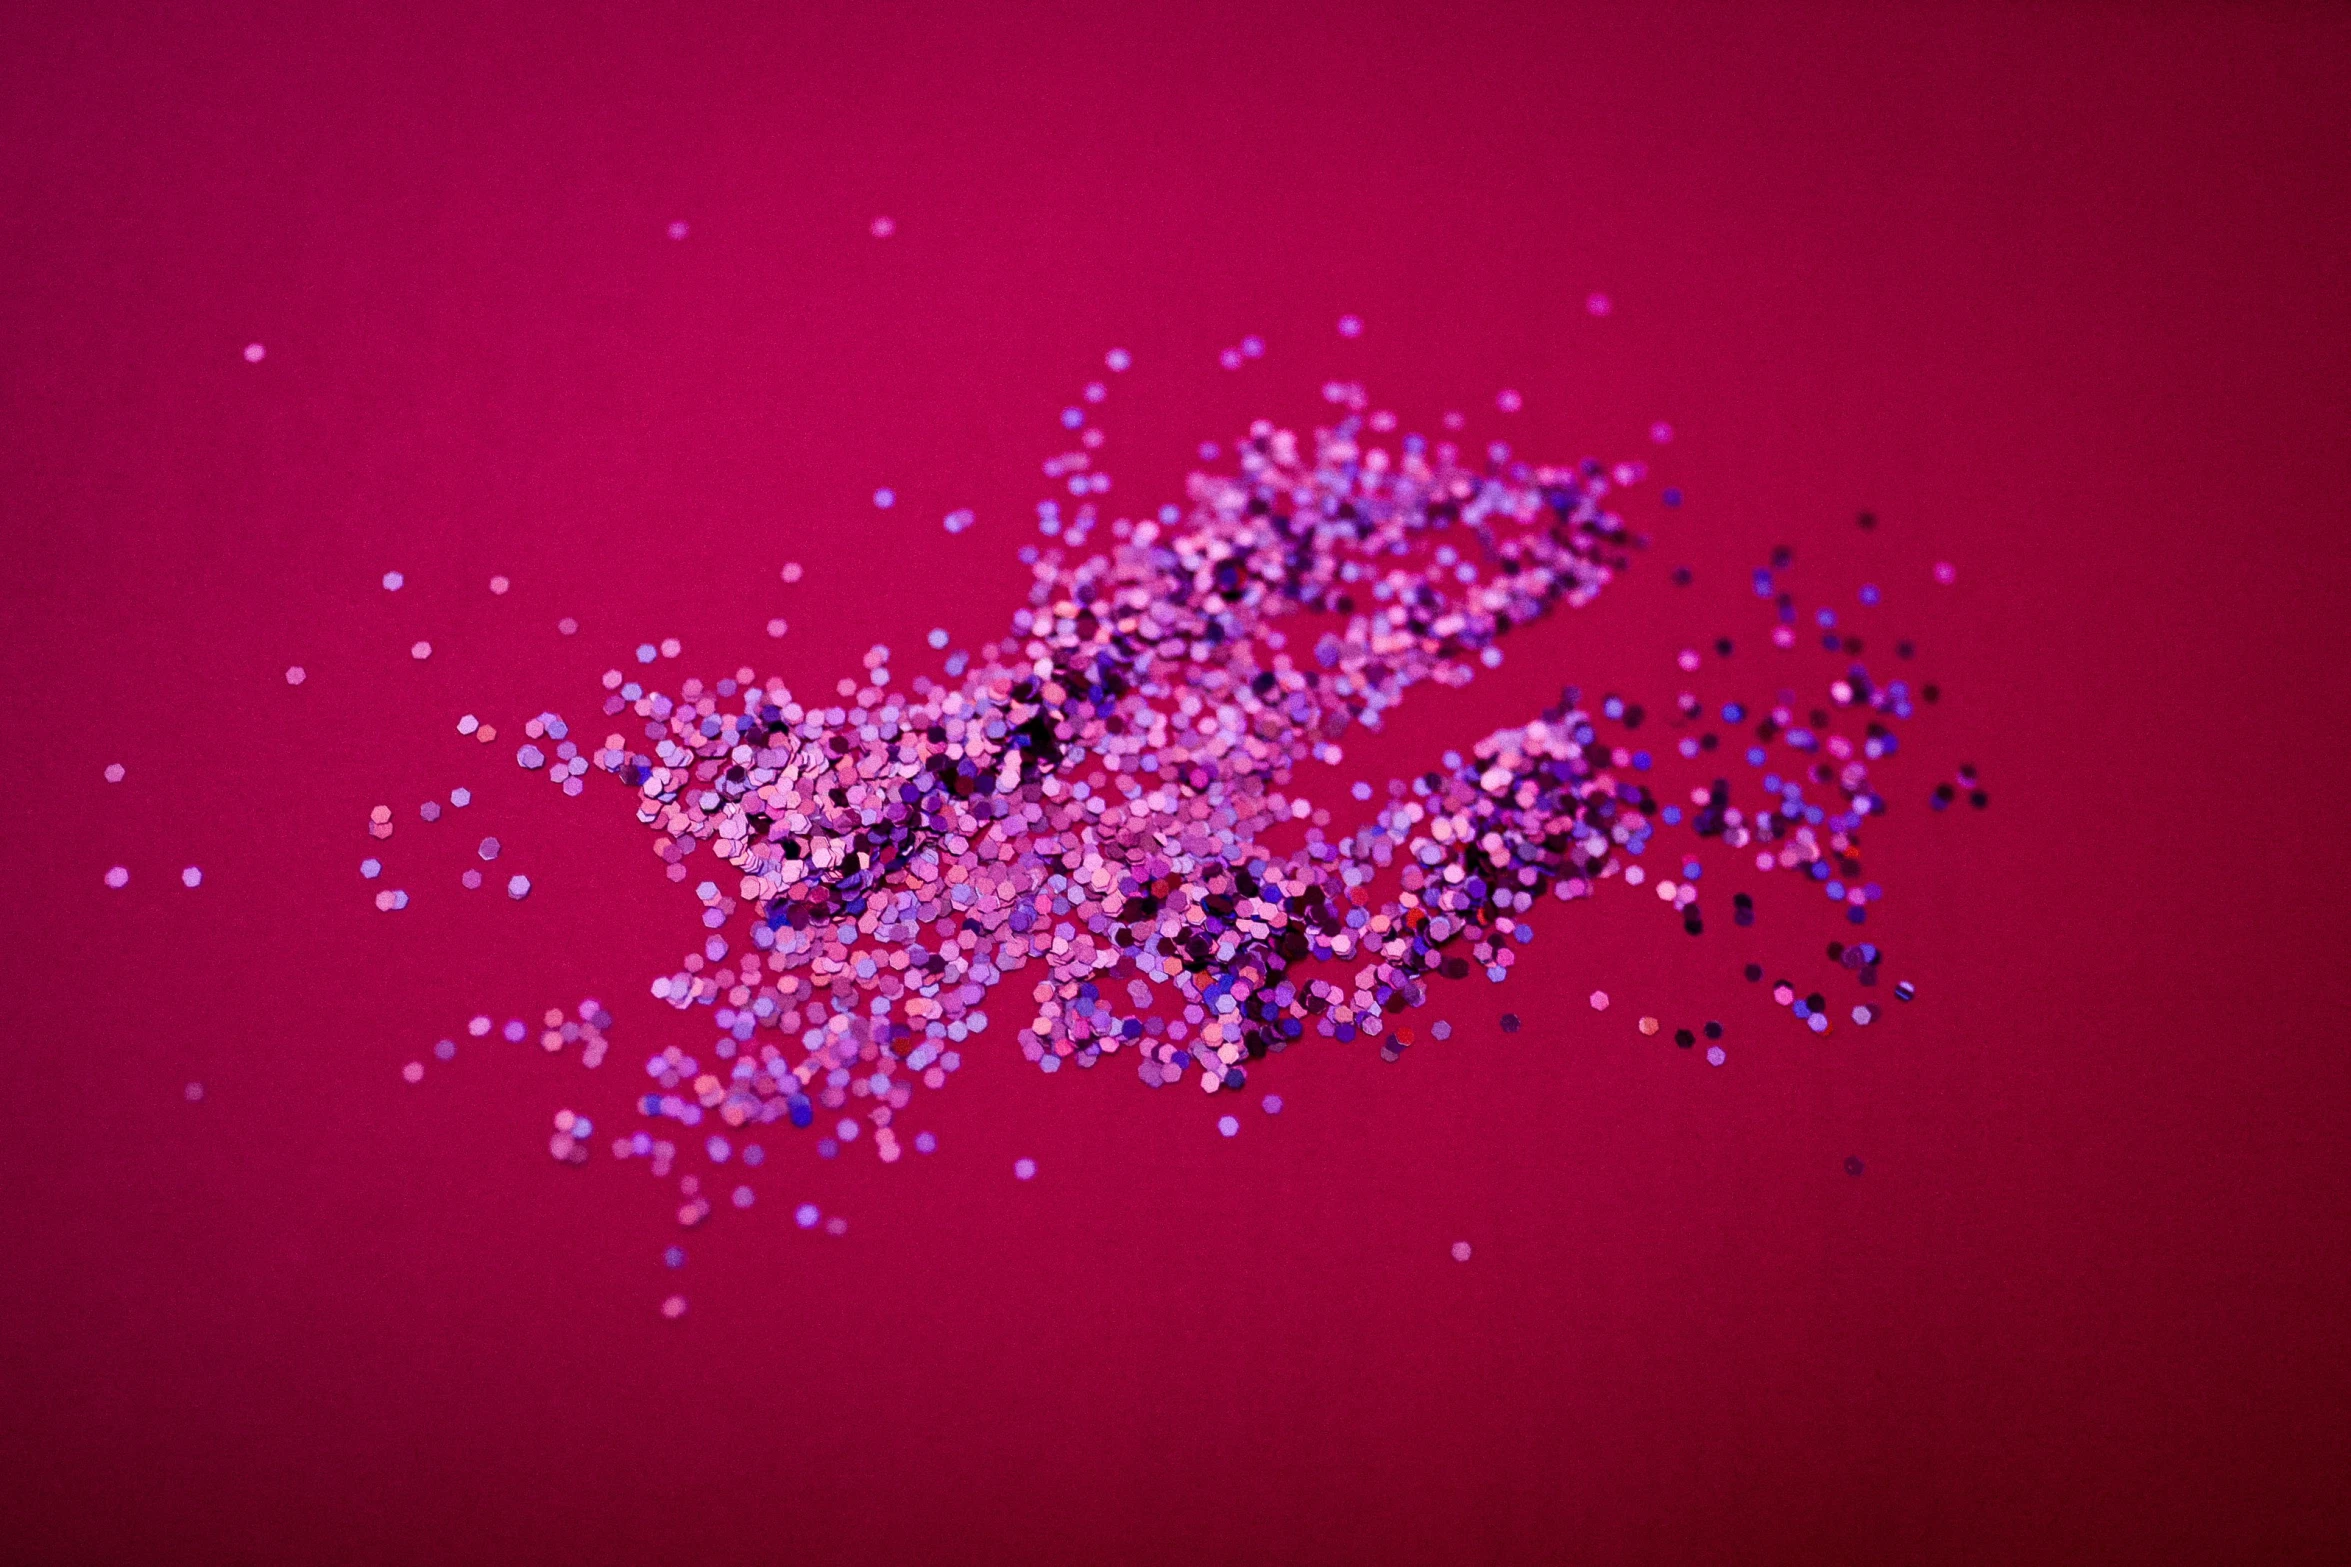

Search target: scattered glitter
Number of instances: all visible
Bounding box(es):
[558,617,578,636]
[943,509,975,534]
[765,617,789,638]
[243,342,265,363]
[403,1061,424,1083]
[104,763,124,783]
[507,875,532,900]
[1933,562,1956,585]
[181,866,202,888]
[103,866,128,889]
[184,1082,204,1102]
[1451,1241,1472,1262]
[1496,389,1523,413]
[1844,1156,1865,1177]
[460,869,482,888]
[355,355,1980,1303]
[873,488,896,509]
[285,666,306,685]
[1585,292,1612,316]
[1650,422,1674,443]
[490,575,510,594]
[870,216,895,238]
[667,221,689,240]
[382,571,404,592]
[661,1294,687,1319]
[1337,315,1362,337]
[411,641,432,660]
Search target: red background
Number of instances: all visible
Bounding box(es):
[5,3,2348,1561]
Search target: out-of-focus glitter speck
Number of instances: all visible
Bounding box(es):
[1337,314,1362,337]
[1013,1158,1037,1181]
[104,866,128,889]
[460,869,482,888]
[104,763,124,783]
[489,575,510,594]
[795,1204,820,1229]
[181,866,202,888]
[667,220,689,240]
[382,571,404,591]
[824,1217,847,1236]
[184,1082,204,1102]
[660,1294,687,1319]
[1451,1242,1473,1262]
[557,617,578,635]
[433,1039,456,1060]
[1263,1095,1284,1115]
[243,342,265,363]
[664,1245,685,1267]
[766,618,788,638]
[942,508,974,534]
[1499,1013,1521,1033]
[780,561,803,583]
[1586,292,1612,316]
[927,628,948,649]
[285,666,305,685]
[419,800,440,822]
[1844,1156,1865,1177]
[1933,561,1957,584]
[914,1131,936,1154]
[1217,1115,1239,1138]
[660,637,681,658]
[1106,348,1131,371]
[360,858,380,878]
[1894,981,1917,1002]
[478,837,500,861]
[1706,1045,1726,1066]
[1650,421,1674,443]
[870,215,895,237]
[1589,990,1610,1011]
[1496,389,1523,413]
[411,641,432,660]
[507,874,531,900]
[403,1061,424,1083]
[1639,1016,1660,1035]
[873,488,896,509]
[1432,1020,1452,1040]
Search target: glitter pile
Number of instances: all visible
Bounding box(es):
[547,403,1942,1161]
